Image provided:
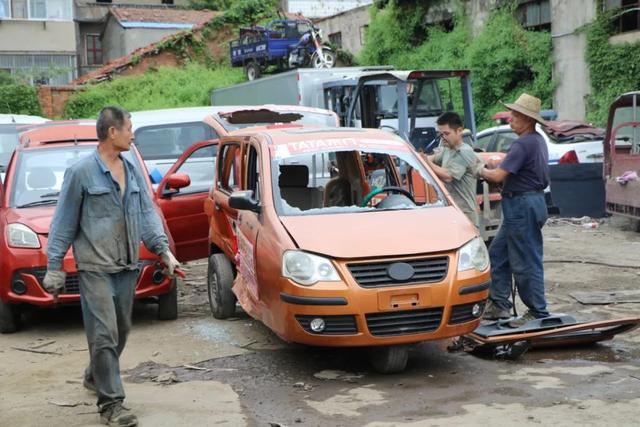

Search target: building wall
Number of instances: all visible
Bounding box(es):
[284,0,373,19]
[102,18,127,62]
[0,20,76,52]
[315,5,371,55]
[123,28,182,56]
[551,0,597,121]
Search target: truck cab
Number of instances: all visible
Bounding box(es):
[604,92,640,221]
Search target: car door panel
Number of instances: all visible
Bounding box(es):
[156,140,217,262]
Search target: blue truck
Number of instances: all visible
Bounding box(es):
[230,19,335,81]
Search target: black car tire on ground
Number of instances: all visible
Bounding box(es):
[208,253,237,319]
[0,299,21,333]
[157,278,178,320]
[368,345,409,374]
[244,62,261,81]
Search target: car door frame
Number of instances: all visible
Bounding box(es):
[155,139,218,262]
[206,137,245,259]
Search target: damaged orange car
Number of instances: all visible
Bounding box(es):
[204,126,490,373]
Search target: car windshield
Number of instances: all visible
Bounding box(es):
[9,146,140,208]
[0,125,20,173]
[216,109,337,131]
[271,143,446,216]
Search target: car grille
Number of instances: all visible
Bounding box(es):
[449,301,485,325]
[30,269,80,294]
[347,256,449,288]
[365,307,443,337]
[295,315,358,335]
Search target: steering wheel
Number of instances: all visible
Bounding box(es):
[361,186,416,207]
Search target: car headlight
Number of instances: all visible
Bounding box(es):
[7,223,41,248]
[282,250,340,286]
[457,237,489,272]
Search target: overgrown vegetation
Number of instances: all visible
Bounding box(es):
[65,64,243,118]
[359,1,554,128]
[65,0,279,118]
[0,73,43,116]
[585,10,640,126]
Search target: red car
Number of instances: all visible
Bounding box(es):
[0,122,213,333]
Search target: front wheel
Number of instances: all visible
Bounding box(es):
[244,62,261,81]
[368,345,409,374]
[0,299,21,334]
[207,253,237,319]
[311,48,336,69]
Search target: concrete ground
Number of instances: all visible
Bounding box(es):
[1,219,639,426]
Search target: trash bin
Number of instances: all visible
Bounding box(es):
[549,163,605,218]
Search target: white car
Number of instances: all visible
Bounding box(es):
[475,122,604,164]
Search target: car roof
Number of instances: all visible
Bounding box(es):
[19,121,98,147]
[129,105,336,129]
[0,114,50,125]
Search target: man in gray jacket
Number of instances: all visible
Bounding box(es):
[44,106,180,427]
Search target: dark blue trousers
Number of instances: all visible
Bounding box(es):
[79,270,138,410]
[488,192,549,318]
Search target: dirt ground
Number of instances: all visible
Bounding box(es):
[1,219,639,427]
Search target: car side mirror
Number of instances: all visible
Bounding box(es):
[229,190,261,213]
[167,173,191,190]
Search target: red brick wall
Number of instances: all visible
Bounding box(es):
[37,86,82,119]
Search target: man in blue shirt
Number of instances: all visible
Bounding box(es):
[478,93,550,327]
[43,106,180,426]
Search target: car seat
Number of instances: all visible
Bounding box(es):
[278,165,322,210]
[324,177,352,207]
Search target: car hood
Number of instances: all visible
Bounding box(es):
[4,206,55,234]
[279,206,477,259]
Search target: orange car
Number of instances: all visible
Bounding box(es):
[203,126,490,373]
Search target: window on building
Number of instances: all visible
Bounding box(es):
[517,0,551,31]
[359,25,368,45]
[0,0,10,18]
[328,31,342,48]
[23,0,71,20]
[606,0,640,33]
[96,0,112,3]
[86,34,102,66]
[161,0,174,4]
[8,0,27,19]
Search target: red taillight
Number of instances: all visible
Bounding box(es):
[559,150,579,164]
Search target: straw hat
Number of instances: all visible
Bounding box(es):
[503,93,546,124]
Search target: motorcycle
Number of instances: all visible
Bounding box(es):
[288,22,336,69]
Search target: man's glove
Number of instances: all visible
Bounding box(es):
[43,270,66,302]
[160,251,181,277]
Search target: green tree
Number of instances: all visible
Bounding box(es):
[0,73,43,116]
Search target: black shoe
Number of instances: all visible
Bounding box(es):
[508,310,538,328]
[100,402,138,427]
[482,299,511,320]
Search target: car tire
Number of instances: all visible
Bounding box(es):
[208,253,236,319]
[244,62,261,81]
[368,345,409,374]
[0,299,21,334]
[157,279,178,321]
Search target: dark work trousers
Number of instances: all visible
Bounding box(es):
[79,269,138,410]
[488,192,550,318]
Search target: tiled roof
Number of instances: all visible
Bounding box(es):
[110,7,218,27]
[73,9,221,85]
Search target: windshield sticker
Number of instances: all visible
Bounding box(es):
[273,138,409,159]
